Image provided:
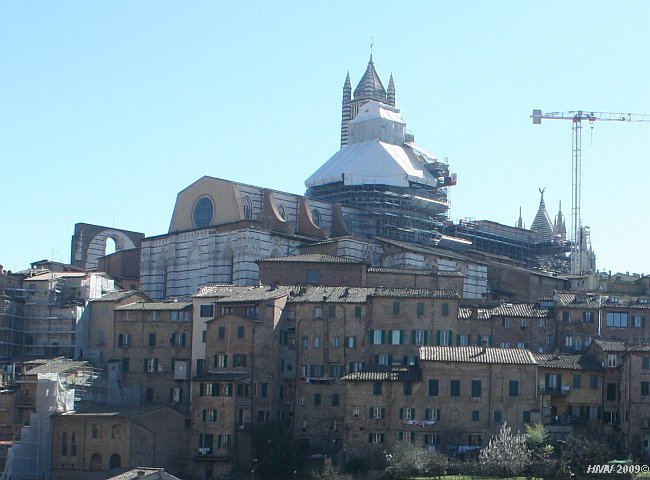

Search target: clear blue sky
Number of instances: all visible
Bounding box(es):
[2,1,650,275]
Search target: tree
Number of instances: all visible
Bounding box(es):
[558,434,610,478]
[478,423,532,478]
[384,442,448,479]
[525,423,555,477]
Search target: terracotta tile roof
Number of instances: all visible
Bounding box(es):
[367,267,434,276]
[533,353,604,371]
[458,303,548,320]
[25,272,87,281]
[115,301,191,311]
[553,291,650,310]
[370,288,460,299]
[489,303,549,318]
[419,346,537,365]
[287,286,372,304]
[341,365,419,382]
[92,290,144,302]
[457,307,491,320]
[342,371,402,381]
[24,359,91,375]
[367,267,463,277]
[107,468,176,480]
[195,285,293,302]
[257,254,364,264]
[591,339,627,352]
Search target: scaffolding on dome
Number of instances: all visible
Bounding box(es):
[306,175,458,249]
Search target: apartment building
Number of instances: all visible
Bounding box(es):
[343,345,539,457]
[112,301,193,410]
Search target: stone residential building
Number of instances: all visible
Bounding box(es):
[50,402,189,479]
[112,300,193,410]
[342,345,539,458]
[533,352,604,441]
[620,344,650,456]
[457,303,551,352]
[78,290,150,366]
[189,285,294,480]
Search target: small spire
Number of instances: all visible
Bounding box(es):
[370,36,374,63]
[343,71,351,89]
[387,73,395,106]
[516,207,523,228]
[538,187,546,206]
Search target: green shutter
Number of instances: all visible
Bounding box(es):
[448,331,453,345]
[399,408,404,419]
[436,330,441,345]
[370,331,374,345]
[424,330,429,345]
[381,407,385,418]
[143,358,148,372]
[381,330,386,344]
[410,408,415,418]
[411,330,416,345]
[456,334,461,346]
[369,408,373,418]
[425,408,430,419]
[401,330,405,344]
[436,409,441,420]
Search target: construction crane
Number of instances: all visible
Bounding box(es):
[531,110,650,275]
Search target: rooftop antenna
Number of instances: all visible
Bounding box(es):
[370,36,374,60]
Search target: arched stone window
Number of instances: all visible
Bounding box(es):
[92,424,100,439]
[111,424,121,439]
[242,196,253,220]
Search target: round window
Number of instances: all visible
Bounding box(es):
[193,196,214,228]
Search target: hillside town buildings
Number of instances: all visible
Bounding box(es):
[1,56,650,479]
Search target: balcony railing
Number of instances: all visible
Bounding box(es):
[541,385,571,395]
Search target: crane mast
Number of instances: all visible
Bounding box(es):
[531,110,650,275]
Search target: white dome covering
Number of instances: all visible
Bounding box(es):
[306,100,440,189]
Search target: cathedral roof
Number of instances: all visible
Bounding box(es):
[353,55,387,101]
[530,190,555,241]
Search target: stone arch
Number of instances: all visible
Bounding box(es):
[90,452,103,471]
[109,453,121,469]
[71,223,144,270]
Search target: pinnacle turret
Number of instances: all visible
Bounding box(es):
[387,73,395,106]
